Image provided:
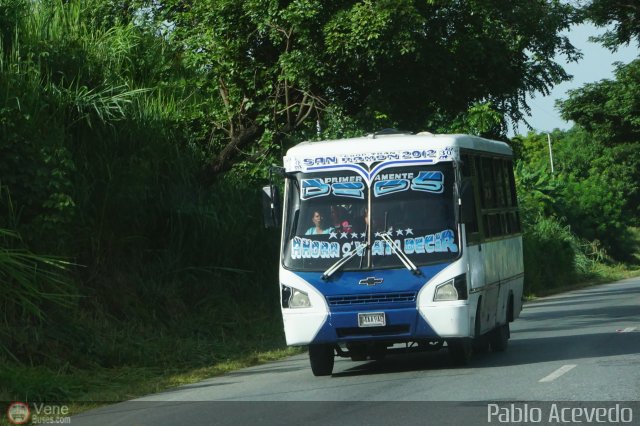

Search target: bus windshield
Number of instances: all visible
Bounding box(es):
[282,164,459,272]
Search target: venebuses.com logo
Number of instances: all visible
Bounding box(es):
[6,402,30,425]
[6,401,71,425]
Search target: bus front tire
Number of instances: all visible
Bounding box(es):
[309,344,335,376]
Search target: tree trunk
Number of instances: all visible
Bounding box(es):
[202,124,263,184]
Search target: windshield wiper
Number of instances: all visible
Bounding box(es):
[321,241,369,281]
[379,232,422,276]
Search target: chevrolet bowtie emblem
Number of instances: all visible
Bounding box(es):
[359,277,383,286]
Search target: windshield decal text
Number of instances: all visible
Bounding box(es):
[411,171,444,193]
[371,229,458,256]
[301,176,365,200]
[285,147,458,172]
[300,149,452,167]
[373,171,444,197]
[373,179,409,196]
[291,237,360,259]
[289,229,457,260]
[301,179,330,199]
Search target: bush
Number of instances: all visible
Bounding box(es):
[522,216,578,295]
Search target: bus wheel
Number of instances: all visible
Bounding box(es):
[309,344,335,376]
[448,338,473,366]
[490,323,510,352]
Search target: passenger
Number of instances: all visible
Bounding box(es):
[305,210,331,235]
[331,205,353,233]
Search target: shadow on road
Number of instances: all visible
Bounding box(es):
[332,280,640,377]
[332,329,639,377]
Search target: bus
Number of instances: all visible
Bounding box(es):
[262,131,524,376]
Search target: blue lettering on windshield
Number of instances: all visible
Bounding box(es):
[370,229,458,256]
[411,171,444,193]
[301,179,331,199]
[332,182,365,199]
[289,230,456,261]
[301,179,364,199]
[372,171,445,197]
[292,237,341,259]
[373,179,409,197]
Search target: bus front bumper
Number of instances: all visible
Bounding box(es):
[283,303,470,346]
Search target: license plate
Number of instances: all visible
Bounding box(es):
[358,312,386,327]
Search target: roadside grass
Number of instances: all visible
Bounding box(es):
[523,263,640,301]
[1,341,302,418]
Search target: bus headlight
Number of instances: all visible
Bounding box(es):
[434,279,457,301]
[434,274,467,301]
[281,284,311,308]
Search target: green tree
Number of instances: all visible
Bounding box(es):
[148,0,579,180]
[515,128,640,259]
[558,59,640,144]
[556,59,640,253]
[582,0,640,50]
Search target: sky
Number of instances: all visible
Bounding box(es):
[510,23,638,137]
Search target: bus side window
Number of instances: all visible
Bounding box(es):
[480,157,495,209]
[461,154,480,242]
[493,158,506,208]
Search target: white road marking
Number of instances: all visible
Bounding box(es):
[539,364,577,383]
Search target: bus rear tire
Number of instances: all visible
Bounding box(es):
[309,344,335,376]
[490,323,510,352]
[448,338,473,366]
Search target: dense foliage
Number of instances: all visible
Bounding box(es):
[558,60,640,144]
[511,0,640,292]
[0,0,281,381]
[0,0,637,401]
[513,59,640,291]
[147,0,579,177]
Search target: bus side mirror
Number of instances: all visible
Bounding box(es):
[262,185,281,229]
[459,179,476,224]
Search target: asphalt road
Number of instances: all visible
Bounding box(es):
[74,277,640,425]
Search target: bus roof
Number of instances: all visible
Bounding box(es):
[283,133,513,172]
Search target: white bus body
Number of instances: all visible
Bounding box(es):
[274,132,523,375]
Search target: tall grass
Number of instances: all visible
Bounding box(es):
[1,2,284,401]
[0,228,73,317]
[0,226,75,362]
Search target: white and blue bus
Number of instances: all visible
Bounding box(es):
[263,131,523,376]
